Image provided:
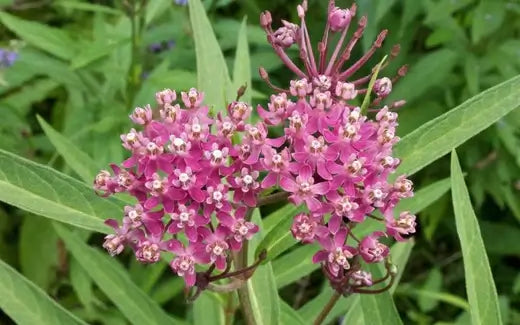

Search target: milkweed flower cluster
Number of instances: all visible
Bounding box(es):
[94,88,286,287]
[257,0,416,294]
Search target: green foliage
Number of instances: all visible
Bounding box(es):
[0,0,519,324]
[451,151,503,325]
[0,258,86,325]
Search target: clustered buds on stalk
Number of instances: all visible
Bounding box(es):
[258,0,415,295]
[95,88,281,288]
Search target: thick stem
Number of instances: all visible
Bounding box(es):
[233,208,256,325]
[313,291,341,325]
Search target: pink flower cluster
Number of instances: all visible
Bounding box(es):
[258,0,416,293]
[95,89,286,286]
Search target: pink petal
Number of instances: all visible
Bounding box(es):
[183,272,196,287]
[261,172,278,189]
[189,187,206,203]
[312,250,328,264]
[300,165,312,180]
[334,228,347,247]
[280,176,298,192]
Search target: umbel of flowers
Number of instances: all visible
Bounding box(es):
[255,0,416,295]
[96,0,417,298]
[95,88,284,288]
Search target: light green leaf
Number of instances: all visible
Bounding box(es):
[255,204,303,262]
[418,268,443,312]
[150,278,184,304]
[233,17,252,105]
[146,0,172,25]
[0,12,76,60]
[450,150,503,325]
[241,209,281,325]
[399,288,469,311]
[273,244,319,289]
[280,301,306,325]
[472,1,505,44]
[38,116,100,183]
[0,258,87,325]
[54,224,180,325]
[361,55,387,114]
[70,257,102,312]
[19,216,58,291]
[54,1,122,15]
[0,149,120,233]
[193,292,225,325]
[189,0,232,110]
[70,38,129,70]
[360,263,403,325]
[394,75,520,177]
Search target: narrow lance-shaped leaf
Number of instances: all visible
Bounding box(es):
[189,0,232,110]
[0,149,120,233]
[241,209,281,325]
[233,17,252,105]
[394,74,520,177]
[0,12,76,60]
[38,115,100,183]
[0,258,87,325]
[450,150,503,325]
[193,292,226,325]
[359,263,403,325]
[54,224,182,325]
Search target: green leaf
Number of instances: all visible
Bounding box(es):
[19,216,58,291]
[395,75,520,177]
[255,204,303,262]
[481,221,520,256]
[241,209,281,325]
[70,257,101,312]
[0,258,87,325]
[280,301,306,325]
[360,55,387,114]
[38,116,100,183]
[360,264,403,325]
[189,0,232,110]
[193,292,225,325]
[0,12,76,60]
[54,224,180,325]
[389,49,458,104]
[0,149,120,233]
[70,38,129,70]
[418,268,443,312]
[54,1,122,15]
[233,17,252,105]
[272,244,319,289]
[400,288,469,311]
[472,1,505,44]
[450,150,503,325]
[150,278,184,304]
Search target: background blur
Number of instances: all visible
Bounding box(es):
[0,0,519,324]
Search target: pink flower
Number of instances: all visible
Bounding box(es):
[291,213,321,243]
[386,211,416,241]
[167,204,208,241]
[218,207,259,250]
[156,89,177,107]
[280,165,328,211]
[313,228,357,278]
[261,148,292,188]
[359,232,390,263]
[130,105,153,125]
[181,88,204,109]
[169,240,209,287]
[200,226,230,270]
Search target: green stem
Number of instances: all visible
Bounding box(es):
[233,208,256,325]
[127,0,145,111]
[313,291,341,325]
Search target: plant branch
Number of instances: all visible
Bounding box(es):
[313,291,341,325]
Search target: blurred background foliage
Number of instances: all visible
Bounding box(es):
[0,0,518,324]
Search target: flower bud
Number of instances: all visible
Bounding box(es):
[373,77,392,97]
[328,7,351,32]
[273,20,299,48]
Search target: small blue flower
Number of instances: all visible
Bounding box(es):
[175,0,188,6]
[0,48,18,67]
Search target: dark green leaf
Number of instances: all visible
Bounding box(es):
[233,17,252,105]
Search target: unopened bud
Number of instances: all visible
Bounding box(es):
[328,7,351,32]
